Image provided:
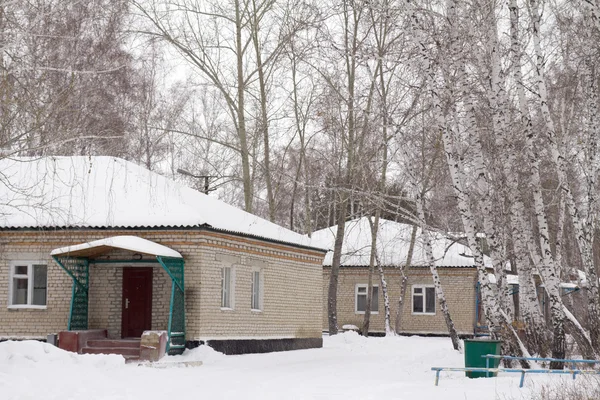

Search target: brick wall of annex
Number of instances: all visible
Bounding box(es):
[0,229,324,341]
[322,266,477,335]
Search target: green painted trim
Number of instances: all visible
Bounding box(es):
[68,283,76,330]
[166,281,176,353]
[52,256,88,290]
[156,256,184,292]
[91,259,160,264]
[53,256,89,330]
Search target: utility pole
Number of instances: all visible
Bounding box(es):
[177,169,216,195]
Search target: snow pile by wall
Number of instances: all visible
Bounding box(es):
[158,344,226,365]
[324,331,369,350]
[0,340,125,368]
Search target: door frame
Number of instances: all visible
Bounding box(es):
[121,267,153,338]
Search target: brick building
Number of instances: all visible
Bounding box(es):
[314,217,488,336]
[0,156,326,355]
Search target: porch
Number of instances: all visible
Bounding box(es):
[50,236,185,358]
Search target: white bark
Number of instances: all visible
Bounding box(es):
[497,0,550,355]
[405,0,504,342]
[395,225,417,333]
[529,0,599,357]
[581,0,600,31]
[467,0,513,321]
[375,251,394,336]
[415,187,462,351]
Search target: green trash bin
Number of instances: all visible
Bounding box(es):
[464,339,502,378]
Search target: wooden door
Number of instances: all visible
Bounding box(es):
[122,267,153,338]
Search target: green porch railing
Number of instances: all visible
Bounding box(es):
[52,256,89,330]
[157,256,186,355]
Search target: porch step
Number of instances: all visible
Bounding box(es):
[87,339,141,348]
[82,339,141,358]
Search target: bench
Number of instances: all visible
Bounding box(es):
[433,354,600,388]
[431,366,600,388]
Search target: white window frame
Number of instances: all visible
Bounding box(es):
[251,268,263,312]
[221,266,235,310]
[411,284,436,315]
[8,261,47,309]
[355,284,379,314]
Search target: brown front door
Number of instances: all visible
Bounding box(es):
[122,267,153,338]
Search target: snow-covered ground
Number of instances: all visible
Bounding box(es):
[0,333,562,399]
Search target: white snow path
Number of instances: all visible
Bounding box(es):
[0,334,560,400]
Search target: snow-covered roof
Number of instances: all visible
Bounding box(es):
[489,273,580,290]
[488,274,519,285]
[0,156,323,250]
[50,236,182,258]
[311,217,493,268]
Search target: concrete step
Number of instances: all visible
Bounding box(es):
[82,346,140,357]
[87,339,141,349]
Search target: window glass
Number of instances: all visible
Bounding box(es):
[413,285,435,314]
[425,287,436,313]
[221,267,231,308]
[12,278,28,305]
[371,286,379,312]
[10,262,47,307]
[33,265,47,306]
[413,292,423,313]
[251,271,261,310]
[356,285,378,313]
[14,265,28,275]
[357,291,367,312]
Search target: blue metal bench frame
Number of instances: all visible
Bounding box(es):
[432,355,600,388]
[483,354,600,371]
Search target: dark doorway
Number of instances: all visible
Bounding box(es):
[122,267,153,338]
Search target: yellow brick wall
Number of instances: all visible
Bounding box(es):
[322,266,477,335]
[0,229,324,341]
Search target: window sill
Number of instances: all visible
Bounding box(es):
[8,305,47,310]
[412,312,436,316]
[220,307,234,311]
[251,309,262,313]
[355,311,379,315]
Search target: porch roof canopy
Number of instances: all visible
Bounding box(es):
[50,235,183,259]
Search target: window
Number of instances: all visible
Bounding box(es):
[221,266,233,309]
[9,262,47,308]
[412,285,436,314]
[251,270,262,311]
[355,284,378,314]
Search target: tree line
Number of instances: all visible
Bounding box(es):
[2,0,600,365]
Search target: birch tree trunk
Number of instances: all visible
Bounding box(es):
[581,56,600,350]
[376,252,393,336]
[327,0,363,336]
[458,0,512,322]
[362,213,379,335]
[234,0,253,212]
[250,0,275,221]
[395,224,417,333]
[403,0,530,359]
[581,0,600,31]
[529,0,600,359]
[328,198,348,335]
[505,0,552,356]
[415,185,461,351]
